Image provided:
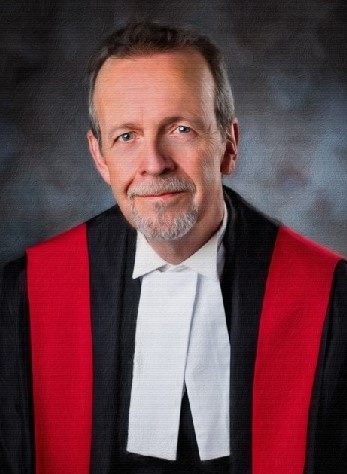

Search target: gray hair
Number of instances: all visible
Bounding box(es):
[88,21,235,144]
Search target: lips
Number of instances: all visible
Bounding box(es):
[128,178,195,199]
[139,191,183,198]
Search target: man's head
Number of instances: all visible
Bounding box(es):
[88,21,236,143]
[87,21,238,254]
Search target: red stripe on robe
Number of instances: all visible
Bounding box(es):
[27,224,92,474]
[253,226,340,473]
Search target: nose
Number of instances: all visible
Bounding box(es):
[138,135,175,176]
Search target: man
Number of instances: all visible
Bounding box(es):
[1,21,346,474]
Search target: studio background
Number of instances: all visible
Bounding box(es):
[1,0,346,262]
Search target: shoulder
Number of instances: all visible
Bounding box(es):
[25,205,132,252]
[276,226,343,270]
[224,186,280,253]
[2,205,135,285]
[224,185,280,229]
[24,205,136,274]
[224,185,345,268]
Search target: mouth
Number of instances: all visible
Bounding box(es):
[127,178,196,202]
[138,191,184,199]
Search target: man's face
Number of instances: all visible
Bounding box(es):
[88,49,237,242]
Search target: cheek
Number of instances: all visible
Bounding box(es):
[198,148,224,191]
[108,175,134,222]
[106,157,135,195]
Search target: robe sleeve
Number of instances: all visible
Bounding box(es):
[306,260,347,473]
[0,256,34,473]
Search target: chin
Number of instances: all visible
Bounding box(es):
[131,206,199,242]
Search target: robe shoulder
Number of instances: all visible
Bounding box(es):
[225,185,344,266]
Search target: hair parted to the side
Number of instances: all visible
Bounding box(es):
[88,20,235,144]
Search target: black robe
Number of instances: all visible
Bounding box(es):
[1,187,347,473]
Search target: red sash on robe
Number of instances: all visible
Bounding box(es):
[27,224,340,473]
[253,226,339,473]
[27,224,92,474]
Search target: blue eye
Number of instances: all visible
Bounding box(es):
[176,125,191,134]
[118,132,134,142]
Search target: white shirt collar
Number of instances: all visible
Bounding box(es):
[132,203,228,281]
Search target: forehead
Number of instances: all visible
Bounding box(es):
[93,49,215,113]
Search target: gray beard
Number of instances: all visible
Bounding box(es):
[131,199,198,241]
[127,177,198,241]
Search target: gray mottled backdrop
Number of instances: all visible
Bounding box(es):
[1,0,346,262]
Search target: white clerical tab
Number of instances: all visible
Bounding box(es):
[127,270,198,460]
[185,276,230,460]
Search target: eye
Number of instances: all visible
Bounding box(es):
[175,125,191,134]
[117,131,135,142]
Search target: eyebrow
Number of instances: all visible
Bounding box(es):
[107,123,139,141]
[106,115,206,141]
[158,115,206,130]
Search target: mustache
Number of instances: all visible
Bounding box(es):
[128,177,195,198]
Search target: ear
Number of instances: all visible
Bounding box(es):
[220,118,239,175]
[87,130,111,185]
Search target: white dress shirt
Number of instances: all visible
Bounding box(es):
[127,206,230,461]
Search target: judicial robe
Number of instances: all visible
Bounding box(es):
[1,186,347,473]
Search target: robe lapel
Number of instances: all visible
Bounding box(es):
[87,207,140,473]
[223,189,278,473]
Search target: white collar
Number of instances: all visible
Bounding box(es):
[132,203,228,281]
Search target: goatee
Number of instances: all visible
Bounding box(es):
[128,177,198,241]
